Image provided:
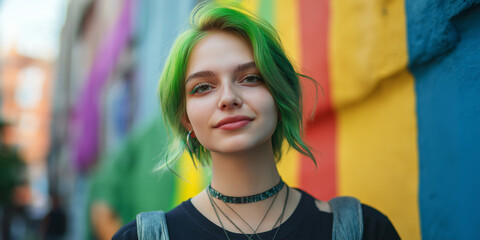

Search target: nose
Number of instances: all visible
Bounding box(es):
[218,83,242,110]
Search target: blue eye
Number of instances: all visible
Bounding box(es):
[190,83,213,94]
[241,74,263,84]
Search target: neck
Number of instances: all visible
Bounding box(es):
[209,141,281,197]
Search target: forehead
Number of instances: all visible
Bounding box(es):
[186,31,254,75]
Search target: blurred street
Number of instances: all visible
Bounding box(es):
[1,0,480,240]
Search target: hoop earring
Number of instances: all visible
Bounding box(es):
[186,130,198,169]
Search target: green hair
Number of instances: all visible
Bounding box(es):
[158,2,316,168]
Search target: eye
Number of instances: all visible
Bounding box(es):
[190,83,213,94]
[240,74,263,85]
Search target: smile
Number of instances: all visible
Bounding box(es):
[215,115,253,130]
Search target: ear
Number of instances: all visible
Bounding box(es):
[181,113,196,138]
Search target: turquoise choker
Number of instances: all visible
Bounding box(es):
[208,179,285,204]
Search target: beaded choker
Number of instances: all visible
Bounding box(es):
[207,179,285,204]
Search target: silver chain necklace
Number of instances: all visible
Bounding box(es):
[207,186,290,240]
[210,189,279,239]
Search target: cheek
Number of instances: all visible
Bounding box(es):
[265,101,279,132]
[185,99,211,134]
[255,92,279,131]
[259,89,277,116]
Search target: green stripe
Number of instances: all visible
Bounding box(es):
[258,0,275,25]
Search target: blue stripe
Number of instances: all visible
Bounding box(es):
[406,1,480,239]
[134,0,195,128]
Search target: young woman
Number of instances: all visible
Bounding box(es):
[113,2,400,240]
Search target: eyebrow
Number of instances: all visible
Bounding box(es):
[185,61,257,83]
[185,71,215,83]
[233,61,257,74]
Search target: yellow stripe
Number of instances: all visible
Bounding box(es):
[273,0,301,188]
[331,0,420,239]
[173,153,209,205]
[277,143,300,188]
[214,0,258,14]
[274,0,301,67]
[239,0,258,13]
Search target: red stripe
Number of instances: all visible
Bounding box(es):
[299,0,337,200]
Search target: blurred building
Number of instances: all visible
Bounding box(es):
[51,0,192,239]
[50,1,130,238]
[0,45,52,237]
[1,47,51,165]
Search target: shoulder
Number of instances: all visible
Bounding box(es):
[112,203,188,240]
[361,204,389,222]
[361,204,400,239]
[299,190,400,239]
[294,189,333,214]
[112,220,138,240]
[314,198,332,213]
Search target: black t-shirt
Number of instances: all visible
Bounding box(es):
[113,189,400,239]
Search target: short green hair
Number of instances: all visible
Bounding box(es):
[158,2,315,167]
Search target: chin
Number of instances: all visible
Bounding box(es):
[210,137,272,154]
[210,143,252,154]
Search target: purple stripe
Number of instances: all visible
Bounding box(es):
[71,0,134,171]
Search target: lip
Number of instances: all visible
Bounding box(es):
[215,115,253,130]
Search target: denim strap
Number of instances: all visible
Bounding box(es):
[136,211,170,240]
[329,196,363,240]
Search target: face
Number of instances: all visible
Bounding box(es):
[183,31,278,155]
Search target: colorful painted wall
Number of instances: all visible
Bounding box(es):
[53,0,480,239]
